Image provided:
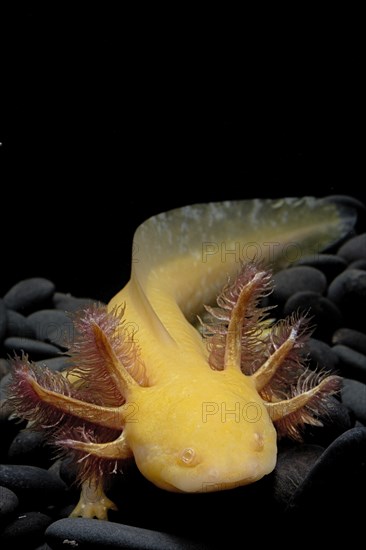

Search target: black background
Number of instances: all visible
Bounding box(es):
[0,7,364,303]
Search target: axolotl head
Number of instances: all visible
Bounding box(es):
[125,367,277,493]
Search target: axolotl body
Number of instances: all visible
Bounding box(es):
[9,197,355,518]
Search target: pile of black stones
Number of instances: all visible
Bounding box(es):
[1,195,366,548]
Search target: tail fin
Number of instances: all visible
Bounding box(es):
[129,196,356,317]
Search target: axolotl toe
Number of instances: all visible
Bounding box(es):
[8,197,356,519]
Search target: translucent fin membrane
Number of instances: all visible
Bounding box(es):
[132,197,357,316]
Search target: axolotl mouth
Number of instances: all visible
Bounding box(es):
[160,465,274,493]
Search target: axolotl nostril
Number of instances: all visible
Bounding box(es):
[8,197,356,519]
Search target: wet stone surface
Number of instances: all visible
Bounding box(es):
[294,253,348,282]
[1,195,366,547]
[332,327,366,355]
[271,266,327,306]
[3,278,56,314]
[0,486,19,525]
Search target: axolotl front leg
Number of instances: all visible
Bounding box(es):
[70,477,118,520]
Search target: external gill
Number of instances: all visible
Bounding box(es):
[24,373,132,431]
[8,305,147,481]
[204,263,341,440]
[224,272,268,371]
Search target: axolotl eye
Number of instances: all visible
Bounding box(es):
[179,447,197,466]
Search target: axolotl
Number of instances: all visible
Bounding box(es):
[8,197,355,519]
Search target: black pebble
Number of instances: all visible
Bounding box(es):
[0,485,19,524]
[45,518,206,550]
[338,233,366,262]
[303,338,339,372]
[289,427,366,519]
[0,371,12,401]
[0,465,67,507]
[5,309,36,339]
[294,254,347,282]
[59,458,78,488]
[271,444,324,510]
[272,266,327,305]
[332,344,366,383]
[3,337,62,360]
[8,429,52,468]
[348,259,366,271]
[1,511,52,544]
[3,278,56,313]
[341,378,366,424]
[0,400,26,462]
[302,397,354,446]
[52,292,98,312]
[0,358,10,380]
[283,291,342,341]
[332,327,366,355]
[327,269,366,329]
[27,309,74,348]
[0,298,7,343]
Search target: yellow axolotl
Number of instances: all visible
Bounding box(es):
[8,197,355,519]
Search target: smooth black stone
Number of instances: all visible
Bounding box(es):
[0,358,10,380]
[5,309,36,339]
[3,337,62,360]
[304,338,339,372]
[53,292,98,313]
[289,427,366,517]
[272,266,327,305]
[348,258,366,270]
[0,399,14,424]
[3,278,55,313]
[8,429,52,468]
[0,465,67,506]
[0,405,26,462]
[271,444,324,509]
[332,327,366,356]
[45,518,206,550]
[27,309,74,348]
[327,269,366,328]
[302,397,354,446]
[0,298,7,343]
[35,356,73,372]
[1,511,52,544]
[0,485,19,522]
[283,291,342,341]
[338,232,366,262]
[0,371,12,401]
[332,344,366,383]
[294,254,347,282]
[355,420,365,428]
[59,458,78,488]
[341,378,366,424]
[54,503,77,520]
